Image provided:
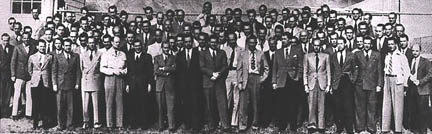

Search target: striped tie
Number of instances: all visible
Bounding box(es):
[388,55,393,74]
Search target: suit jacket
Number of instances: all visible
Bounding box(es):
[175,48,201,88]
[10,43,37,80]
[80,50,102,91]
[323,47,338,56]
[330,51,358,90]
[263,51,275,86]
[271,46,304,88]
[0,44,14,79]
[120,43,135,55]
[172,20,191,35]
[154,54,176,92]
[401,48,414,63]
[411,57,432,95]
[126,51,154,90]
[137,32,156,46]
[27,52,52,88]
[222,45,243,78]
[236,50,269,89]
[303,52,331,90]
[199,49,228,88]
[354,50,384,90]
[52,52,81,90]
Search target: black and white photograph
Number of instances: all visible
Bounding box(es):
[0,0,432,133]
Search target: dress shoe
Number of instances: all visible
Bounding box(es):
[94,123,102,129]
[169,128,176,133]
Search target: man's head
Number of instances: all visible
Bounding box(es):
[126,32,135,44]
[144,6,154,20]
[209,35,219,49]
[363,36,372,51]
[287,15,297,28]
[258,5,267,17]
[22,32,31,45]
[176,9,185,22]
[388,12,397,24]
[202,2,212,14]
[387,37,398,52]
[363,13,372,24]
[8,17,16,29]
[268,37,277,51]
[225,8,233,21]
[345,26,354,40]
[329,33,338,47]
[176,34,184,49]
[233,8,242,21]
[198,32,209,48]
[355,36,364,49]
[317,16,325,29]
[63,39,72,53]
[247,9,257,22]
[337,18,346,30]
[243,22,252,36]
[312,39,321,53]
[13,22,22,35]
[108,5,117,17]
[164,19,173,31]
[207,15,217,26]
[184,34,193,49]
[70,32,78,42]
[264,16,273,28]
[336,37,346,51]
[1,33,10,46]
[155,29,163,43]
[281,8,290,21]
[412,43,421,58]
[247,35,258,51]
[44,29,54,42]
[274,25,284,39]
[399,34,409,49]
[269,9,278,23]
[384,23,393,36]
[119,10,128,23]
[257,28,267,41]
[300,30,309,43]
[289,36,299,47]
[102,35,112,49]
[358,22,368,36]
[352,8,362,20]
[133,39,143,53]
[301,12,311,24]
[227,32,237,47]
[112,36,121,49]
[79,33,88,47]
[218,32,226,44]
[156,12,164,25]
[36,40,46,53]
[53,14,62,25]
[31,8,40,19]
[87,37,96,51]
[23,26,32,35]
[375,24,384,38]
[328,10,338,24]
[162,42,170,55]
[54,38,63,50]
[281,32,290,48]
[183,24,192,34]
[168,37,176,50]
[395,24,405,37]
[56,24,66,37]
[166,10,175,21]
[65,12,76,23]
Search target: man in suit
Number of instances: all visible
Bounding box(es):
[399,34,413,63]
[173,9,190,35]
[272,32,304,132]
[100,35,128,129]
[299,31,313,54]
[407,43,432,134]
[0,33,14,118]
[353,36,383,134]
[199,34,230,131]
[125,39,153,129]
[27,40,52,129]
[154,42,176,132]
[52,38,80,130]
[138,21,155,46]
[381,37,410,134]
[120,32,135,55]
[323,33,338,55]
[175,34,202,131]
[303,39,331,133]
[10,32,37,120]
[260,37,277,126]
[345,26,356,52]
[236,35,269,131]
[330,37,357,134]
[222,32,243,127]
[80,37,102,129]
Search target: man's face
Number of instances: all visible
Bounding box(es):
[387,40,397,52]
[203,3,212,14]
[225,10,233,21]
[352,10,361,20]
[265,18,273,28]
[281,11,289,20]
[88,38,96,50]
[337,20,345,30]
[157,14,164,24]
[54,39,62,50]
[376,26,384,37]
[243,25,252,36]
[56,26,65,36]
[384,25,392,36]
[208,16,216,26]
[301,13,309,23]
[399,37,408,49]
[359,25,368,35]
[281,35,289,47]
[300,32,309,43]
[270,12,278,23]
[257,29,266,40]
[164,20,172,31]
[155,31,163,42]
[288,17,296,28]
[134,42,143,53]
[247,38,257,51]
[79,37,88,46]
[227,34,237,46]
[269,39,277,51]
[32,9,39,19]
[176,37,184,48]
[1,36,10,46]
[313,40,321,52]
[135,17,143,26]
[44,30,53,42]
[24,28,32,35]
[275,28,283,38]
[126,33,134,44]
[363,15,371,24]
[70,32,78,42]
[22,34,30,45]
[330,35,338,47]
[317,17,324,28]
[346,29,354,39]
[129,22,137,32]
[145,9,153,20]
[64,42,72,52]
[36,42,45,53]
[176,11,185,22]
[321,7,329,17]
[209,38,218,49]
[389,14,397,24]
[248,12,256,22]
[326,27,335,35]
[336,39,345,51]
[317,33,325,41]
[183,26,191,34]
[198,35,206,47]
[259,7,267,17]
[289,38,298,47]
[108,8,116,17]
[184,37,193,49]
[120,15,128,23]
[13,24,21,34]
[8,19,15,26]
[356,37,364,49]
[168,38,176,49]
[112,37,121,49]
[102,38,111,48]
[166,12,174,20]
[103,17,111,25]
[213,26,222,35]
[412,45,420,58]
[162,43,170,55]
[218,33,226,44]
[234,11,242,21]
[395,26,404,37]
[364,39,372,51]
[329,13,337,24]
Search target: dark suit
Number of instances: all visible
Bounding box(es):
[0,44,14,117]
[406,57,432,133]
[125,51,154,127]
[154,54,176,129]
[272,46,304,130]
[353,50,383,133]
[175,48,202,129]
[261,51,276,126]
[402,47,415,130]
[172,20,191,36]
[120,43,135,55]
[330,51,357,133]
[199,49,230,129]
[137,32,156,46]
[10,43,37,117]
[52,52,81,128]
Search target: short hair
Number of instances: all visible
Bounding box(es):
[345,25,354,31]
[259,4,267,10]
[234,8,242,13]
[337,18,346,23]
[386,37,398,44]
[56,24,65,29]
[358,22,367,27]
[399,34,409,41]
[247,35,257,42]
[199,32,209,42]
[37,39,46,45]
[209,34,219,42]
[337,37,347,43]
[363,36,373,41]
[80,7,88,13]
[102,35,112,40]
[63,38,73,44]
[22,32,31,37]
[1,33,10,38]
[54,38,63,44]
[376,24,384,28]
[269,9,278,15]
[352,8,363,15]
[281,8,290,14]
[364,13,373,20]
[247,9,256,15]
[133,39,141,44]
[79,32,88,38]
[225,8,233,14]
[120,10,128,16]
[108,5,117,12]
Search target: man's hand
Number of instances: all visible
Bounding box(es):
[304,85,309,93]
[75,85,79,90]
[53,85,58,92]
[159,67,165,71]
[238,83,243,91]
[126,85,130,93]
[413,80,420,86]
[376,86,382,92]
[11,77,16,82]
[325,86,330,93]
[272,84,277,90]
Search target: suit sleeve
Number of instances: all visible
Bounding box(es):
[217,51,228,73]
[146,55,154,84]
[200,52,213,76]
[154,56,164,77]
[401,55,410,87]
[303,54,308,86]
[51,55,58,86]
[163,57,176,73]
[326,55,331,87]
[260,53,269,83]
[76,54,81,86]
[27,56,33,77]
[236,52,244,84]
[271,52,278,84]
[377,54,384,88]
[419,60,432,86]
[10,47,18,78]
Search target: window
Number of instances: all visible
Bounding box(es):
[12,0,41,14]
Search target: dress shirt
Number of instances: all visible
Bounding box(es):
[256,40,269,52]
[411,57,420,79]
[284,46,291,59]
[337,50,346,64]
[376,36,386,51]
[209,48,216,57]
[185,49,192,61]
[269,51,275,61]
[147,42,162,58]
[64,52,71,60]
[248,50,259,74]
[364,50,372,58]
[400,48,408,55]
[100,48,127,76]
[135,52,141,60]
[24,44,30,54]
[384,50,410,86]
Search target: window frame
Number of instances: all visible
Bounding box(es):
[11,0,42,14]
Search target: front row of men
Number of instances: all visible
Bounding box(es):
[7,32,432,133]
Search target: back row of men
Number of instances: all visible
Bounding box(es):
[0,2,431,134]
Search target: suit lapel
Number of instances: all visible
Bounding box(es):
[310,54,317,70]
[318,53,325,69]
[41,55,50,69]
[19,45,28,56]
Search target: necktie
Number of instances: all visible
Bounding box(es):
[39,55,43,67]
[303,44,307,53]
[251,51,256,70]
[229,47,235,68]
[66,53,70,62]
[115,50,118,56]
[339,52,344,67]
[186,51,191,66]
[135,54,139,61]
[285,48,289,59]
[365,51,369,62]
[411,58,417,75]
[315,53,319,72]
[90,51,93,61]
[388,55,393,74]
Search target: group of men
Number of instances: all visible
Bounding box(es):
[0,1,431,134]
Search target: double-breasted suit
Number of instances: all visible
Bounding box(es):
[80,50,102,125]
[154,53,176,130]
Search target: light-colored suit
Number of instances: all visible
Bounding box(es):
[303,52,331,129]
[80,50,102,124]
[236,49,269,129]
[222,45,243,126]
[28,52,52,88]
